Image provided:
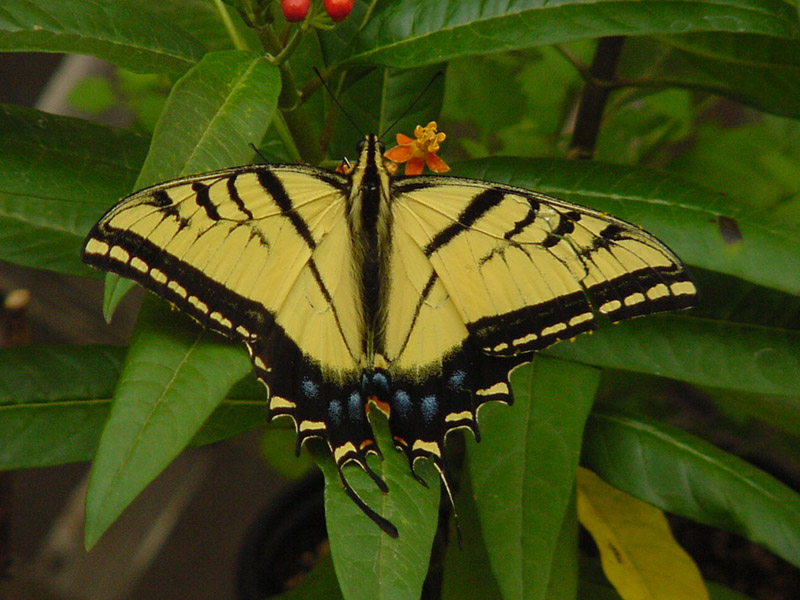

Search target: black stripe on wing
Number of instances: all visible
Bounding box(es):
[423,188,505,256]
[256,170,318,249]
[82,228,270,341]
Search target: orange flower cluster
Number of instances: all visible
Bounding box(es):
[384,121,450,176]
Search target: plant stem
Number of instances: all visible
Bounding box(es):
[568,36,625,159]
[257,17,322,164]
[212,0,248,51]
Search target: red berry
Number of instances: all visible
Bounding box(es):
[323,0,353,22]
[281,0,310,22]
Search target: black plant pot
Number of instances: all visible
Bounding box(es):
[237,472,327,599]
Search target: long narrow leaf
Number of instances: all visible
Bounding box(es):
[134,49,280,187]
[0,344,265,470]
[582,410,800,568]
[84,300,252,548]
[619,34,800,119]
[0,0,205,75]
[345,0,800,68]
[320,413,439,600]
[468,356,601,600]
[0,104,147,276]
[440,468,504,598]
[0,345,123,468]
[545,487,579,600]
[546,314,800,397]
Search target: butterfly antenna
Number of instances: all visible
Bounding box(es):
[379,71,444,141]
[314,67,364,137]
[249,142,269,164]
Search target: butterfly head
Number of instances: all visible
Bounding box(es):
[354,135,387,171]
[348,135,394,185]
[356,135,386,156]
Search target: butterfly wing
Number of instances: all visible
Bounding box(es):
[381,176,697,468]
[82,165,378,463]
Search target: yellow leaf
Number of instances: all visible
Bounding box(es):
[576,467,709,600]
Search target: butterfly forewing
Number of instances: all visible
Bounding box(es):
[391,177,695,357]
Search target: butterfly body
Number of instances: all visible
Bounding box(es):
[83,134,697,535]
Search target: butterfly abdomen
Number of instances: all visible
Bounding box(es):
[347,136,395,348]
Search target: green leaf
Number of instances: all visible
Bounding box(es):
[0,343,265,471]
[669,117,800,210]
[442,44,592,160]
[145,0,259,53]
[595,88,695,165]
[104,49,280,314]
[84,299,252,548]
[328,65,446,160]
[547,314,800,397]
[544,487,579,600]
[135,49,280,186]
[0,0,205,75]
[0,345,123,468]
[0,103,147,276]
[619,34,800,119]
[468,356,601,600]
[260,423,316,480]
[345,0,800,68]
[440,468,503,599]
[582,410,800,568]
[706,583,759,600]
[319,413,440,600]
[691,268,800,331]
[190,384,266,446]
[453,157,800,296]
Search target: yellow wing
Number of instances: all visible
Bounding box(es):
[380,176,697,465]
[82,165,371,439]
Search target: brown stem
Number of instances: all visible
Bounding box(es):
[568,36,625,160]
[0,289,30,578]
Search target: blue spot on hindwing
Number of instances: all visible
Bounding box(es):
[363,371,390,397]
[393,390,412,419]
[348,392,362,420]
[301,377,319,399]
[371,372,389,392]
[447,369,467,390]
[421,395,438,424]
[329,399,342,425]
